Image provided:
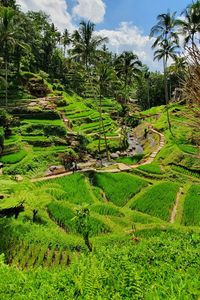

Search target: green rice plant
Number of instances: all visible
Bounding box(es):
[92,173,148,207]
[47,202,75,232]
[182,185,200,226]
[47,202,110,236]
[129,210,162,224]
[131,182,179,221]
[0,150,27,164]
[44,174,95,205]
[178,144,199,155]
[137,163,164,174]
[115,155,144,165]
[171,164,200,179]
[87,138,121,153]
[91,204,124,217]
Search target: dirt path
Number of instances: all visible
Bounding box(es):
[170,187,183,224]
[32,128,165,183]
[60,111,72,131]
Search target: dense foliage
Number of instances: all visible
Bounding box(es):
[0,0,200,299]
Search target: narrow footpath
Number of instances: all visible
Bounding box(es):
[32,128,165,183]
[170,187,183,224]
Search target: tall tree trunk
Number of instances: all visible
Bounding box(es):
[32,209,38,222]
[147,79,150,109]
[163,57,173,136]
[5,58,8,108]
[98,114,102,167]
[84,232,92,252]
[99,91,109,161]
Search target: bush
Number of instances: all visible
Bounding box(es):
[20,72,50,97]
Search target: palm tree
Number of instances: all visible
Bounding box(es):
[0,0,18,9]
[115,51,142,105]
[94,63,115,161]
[150,12,179,134]
[62,28,71,56]
[0,7,30,107]
[143,67,151,109]
[0,7,16,106]
[177,0,200,48]
[71,21,108,68]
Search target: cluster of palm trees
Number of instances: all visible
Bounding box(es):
[0,0,199,148]
[150,1,200,133]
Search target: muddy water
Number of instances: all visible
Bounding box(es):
[127,130,143,154]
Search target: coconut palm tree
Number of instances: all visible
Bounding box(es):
[0,7,27,106]
[94,63,115,161]
[71,21,108,69]
[115,51,142,105]
[154,40,180,134]
[150,11,179,134]
[62,28,71,56]
[0,7,16,106]
[143,67,151,109]
[177,0,200,48]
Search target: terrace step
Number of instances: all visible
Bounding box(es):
[117,163,132,171]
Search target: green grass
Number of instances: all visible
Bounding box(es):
[115,155,143,165]
[41,173,95,205]
[4,135,20,145]
[131,182,179,221]
[0,228,200,299]
[87,138,121,153]
[178,144,199,155]
[182,185,200,226]
[91,204,124,217]
[92,173,148,207]
[23,119,63,126]
[137,163,164,174]
[171,164,200,179]
[0,149,27,164]
[47,202,111,236]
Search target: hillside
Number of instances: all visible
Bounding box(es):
[0,89,200,299]
[0,1,200,298]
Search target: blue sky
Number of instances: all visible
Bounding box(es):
[97,0,189,33]
[17,0,190,70]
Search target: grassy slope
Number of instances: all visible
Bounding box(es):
[0,98,200,298]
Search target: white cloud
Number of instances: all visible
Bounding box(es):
[16,2,162,70]
[17,0,75,31]
[98,22,162,71]
[73,0,106,23]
